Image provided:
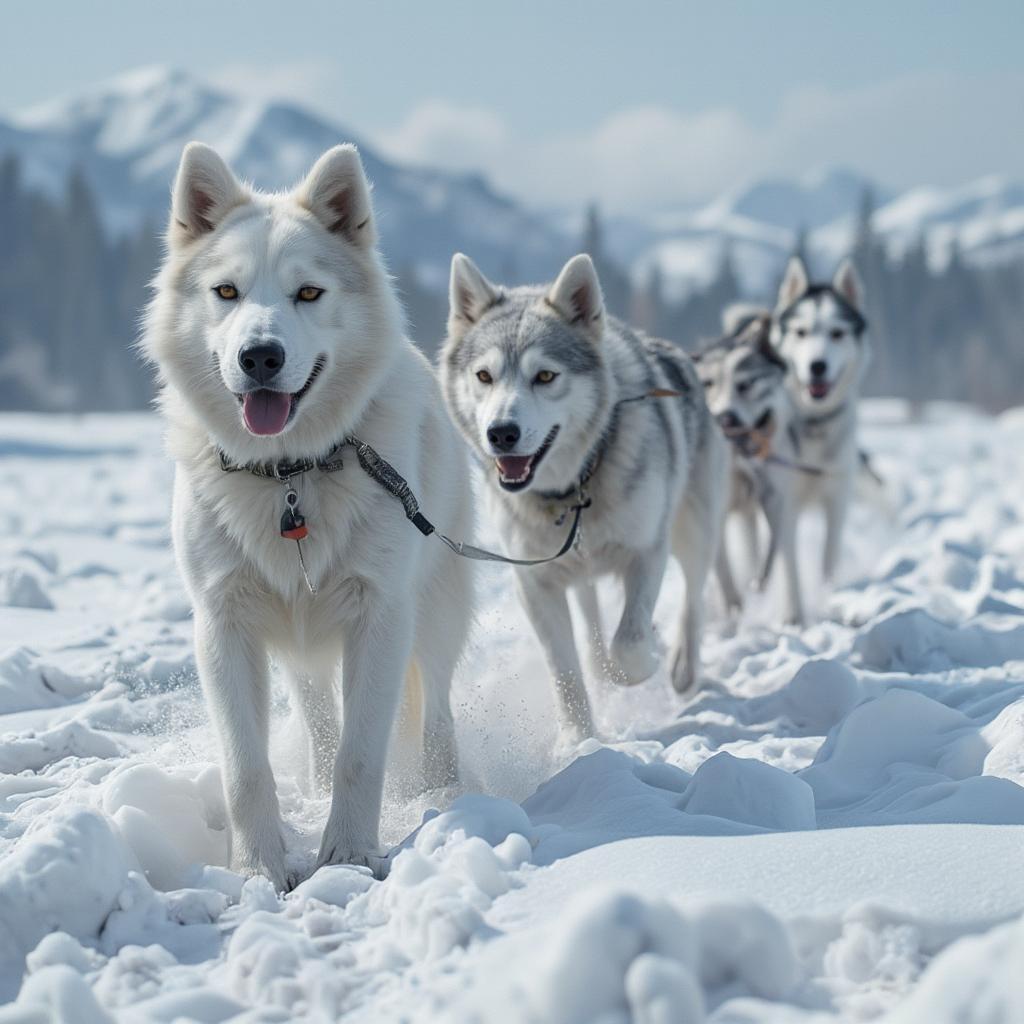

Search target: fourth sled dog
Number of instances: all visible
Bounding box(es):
[143,142,473,888]
[441,253,730,737]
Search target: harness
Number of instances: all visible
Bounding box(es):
[720,409,825,477]
[218,388,683,595]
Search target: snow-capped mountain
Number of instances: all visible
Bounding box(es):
[1,66,570,287]
[625,168,1024,301]
[3,67,1024,304]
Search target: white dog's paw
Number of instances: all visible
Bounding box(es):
[233,833,289,892]
[316,839,392,881]
[609,635,659,686]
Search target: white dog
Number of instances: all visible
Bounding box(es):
[143,142,474,886]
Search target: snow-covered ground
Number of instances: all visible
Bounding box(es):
[2,401,1024,1023]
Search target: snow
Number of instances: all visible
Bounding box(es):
[2,401,1024,1021]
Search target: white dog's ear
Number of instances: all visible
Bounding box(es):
[832,257,864,309]
[546,254,605,342]
[776,256,809,310]
[297,144,376,247]
[449,253,500,334]
[171,142,247,239]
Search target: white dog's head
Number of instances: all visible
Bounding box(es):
[144,142,402,462]
[773,256,869,415]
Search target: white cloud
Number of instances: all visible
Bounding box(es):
[369,72,1024,212]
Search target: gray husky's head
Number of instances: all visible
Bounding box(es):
[144,142,403,463]
[440,254,613,495]
[773,256,869,414]
[695,313,787,436]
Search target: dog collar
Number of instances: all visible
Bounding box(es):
[218,441,347,482]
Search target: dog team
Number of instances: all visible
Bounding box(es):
[143,142,872,888]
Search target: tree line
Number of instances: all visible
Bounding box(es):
[1,156,1021,413]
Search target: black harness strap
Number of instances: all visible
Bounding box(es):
[348,435,590,566]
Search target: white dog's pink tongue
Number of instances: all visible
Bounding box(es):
[242,390,292,435]
[496,455,533,481]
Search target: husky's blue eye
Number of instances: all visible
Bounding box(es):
[296,286,324,303]
[214,284,238,300]
[534,370,558,385]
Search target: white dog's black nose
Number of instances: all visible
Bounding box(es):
[239,342,286,385]
[717,411,742,431]
[810,360,828,379]
[487,421,521,452]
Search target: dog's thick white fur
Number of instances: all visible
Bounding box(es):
[143,142,474,887]
[441,254,729,737]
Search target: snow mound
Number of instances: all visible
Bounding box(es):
[0,810,132,1001]
[0,568,53,611]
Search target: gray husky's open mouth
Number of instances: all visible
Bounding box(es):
[235,355,326,436]
[808,379,832,401]
[495,425,560,492]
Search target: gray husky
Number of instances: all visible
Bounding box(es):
[772,256,870,583]
[694,312,806,625]
[440,253,730,738]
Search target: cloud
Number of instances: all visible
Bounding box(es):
[370,71,1024,212]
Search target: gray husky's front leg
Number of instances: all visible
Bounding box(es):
[195,611,287,890]
[317,597,412,879]
[610,545,668,686]
[573,581,610,677]
[517,573,595,740]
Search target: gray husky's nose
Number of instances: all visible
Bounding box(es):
[717,411,742,431]
[487,421,521,452]
[238,342,285,385]
[810,360,828,379]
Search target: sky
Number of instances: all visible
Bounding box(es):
[4,0,1023,211]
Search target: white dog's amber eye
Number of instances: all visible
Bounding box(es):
[476,369,493,385]
[534,370,557,385]
[215,284,239,300]
[297,286,324,303]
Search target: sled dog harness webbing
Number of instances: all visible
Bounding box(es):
[217,388,684,594]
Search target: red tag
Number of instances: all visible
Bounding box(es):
[281,525,308,540]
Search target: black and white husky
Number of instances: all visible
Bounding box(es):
[440,253,730,737]
[772,256,870,583]
[694,312,806,625]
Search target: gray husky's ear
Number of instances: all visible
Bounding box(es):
[171,142,248,241]
[832,257,864,309]
[776,256,809,310]
[448,253,500,335]
[546,254,605,343]
[297,145,376,247]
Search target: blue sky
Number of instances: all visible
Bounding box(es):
[6,0,1023,209]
